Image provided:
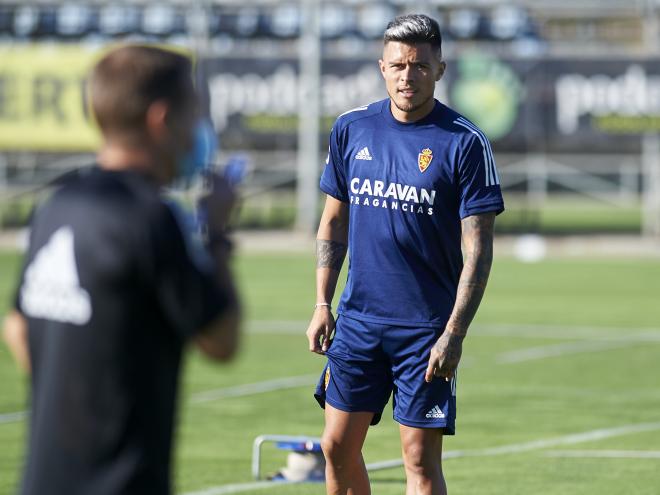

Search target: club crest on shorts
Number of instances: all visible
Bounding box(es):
[324,366,331,390]
[418,148,433,172]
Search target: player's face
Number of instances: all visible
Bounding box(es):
[379,42,445,122]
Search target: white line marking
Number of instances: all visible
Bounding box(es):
[466,383,660,402]
[364,458,404,471]
[454,421,660,457]
[245,321,660,365]
[190,375,317,404]
[495,340,638,364]
[242,322,660,366]
[545,449,660,459]
[247,321,660,372]
[1,374,319,425]
[185,422,660,494]
[477,323,660,335]
[474,324,660,342]
[0,411,27,425]
[368,421,660,470]
[246,321,660,341]
[184,480,295,495]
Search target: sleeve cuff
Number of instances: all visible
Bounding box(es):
[460,202,505,219]
[320,180,349,203]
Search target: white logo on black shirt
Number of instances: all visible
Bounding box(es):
[21,226,92,325]
[355,147,373,161]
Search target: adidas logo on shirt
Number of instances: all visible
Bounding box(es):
[425,405,445,419]
[20,226,92,325]
[355,147,373,161]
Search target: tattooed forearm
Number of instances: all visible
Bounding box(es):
[446,213,495,337]
[316,239,348,272]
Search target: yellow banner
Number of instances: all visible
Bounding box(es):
[0,45,102,151]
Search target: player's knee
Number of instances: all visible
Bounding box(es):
[321,435,341,462]
[321,434,355,467]
[402,442,441,478]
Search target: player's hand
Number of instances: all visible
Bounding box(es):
[306,306,335,355]
[425,330,464,383]
[198,171,237,235]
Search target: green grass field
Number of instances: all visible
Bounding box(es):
[1,249,660,494]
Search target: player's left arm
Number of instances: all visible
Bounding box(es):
[425,212,495,382]
[3,310,31,374]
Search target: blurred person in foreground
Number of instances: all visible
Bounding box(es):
[306,14,504,495]
[2,45,240,494]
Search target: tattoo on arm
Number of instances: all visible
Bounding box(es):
[447,213,495,337]
[316,239,348,272]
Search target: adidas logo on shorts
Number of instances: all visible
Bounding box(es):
[355,147,373,161]
[425,405,445,419]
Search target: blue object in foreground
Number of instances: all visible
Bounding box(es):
[223,154,248,186]
[252,434,323,481]
[275,440,323,453]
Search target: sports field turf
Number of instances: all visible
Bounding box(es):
[1,249,659,494]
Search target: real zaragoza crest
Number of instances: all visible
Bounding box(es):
[418,148,433,172]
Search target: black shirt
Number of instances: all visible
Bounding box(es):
[14,168,228,494]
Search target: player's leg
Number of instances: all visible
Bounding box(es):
[313,316,393,495]
[322,404,373,495]
[399,425,446,495]
[385,325,456,495]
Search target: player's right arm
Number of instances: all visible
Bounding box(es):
[194,243,241,362]
[150,172,241,363]
[306,195,349,355]
[194,172,241,361]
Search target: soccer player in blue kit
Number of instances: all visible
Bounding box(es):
[305,14,504,495]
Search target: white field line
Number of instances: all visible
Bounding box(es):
[450,421,660,457]
[495,340,638,364]
[183,480,296,495]
[471,323,660,339]
[544,449,660,459]
[189,375,317,404]
[477,328,660,343]
[183,421,660,495]
[464,383,660,402]
[247,320,660,365]
[0,411,27,425]
[0,374,319,425]
[247,321,660,341]
[367,421,660,470]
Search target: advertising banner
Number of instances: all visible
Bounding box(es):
[543,59,660,153]
[202,57,389,150]
[0,45,102,151]
[203,54,660,154]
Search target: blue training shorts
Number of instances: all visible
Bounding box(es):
[314,315,456,434]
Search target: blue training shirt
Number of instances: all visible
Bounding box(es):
[320,98,504,328]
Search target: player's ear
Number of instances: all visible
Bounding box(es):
[145,100,169,142]
[378,58,387,79]
[435,60,446,82]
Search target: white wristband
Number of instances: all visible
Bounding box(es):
[315,303,332,310]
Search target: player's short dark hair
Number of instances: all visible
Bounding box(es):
[89,45,195,138]
[383,14,443,57]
